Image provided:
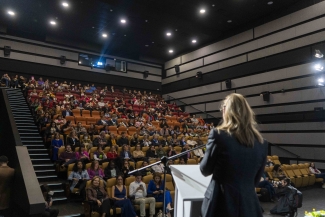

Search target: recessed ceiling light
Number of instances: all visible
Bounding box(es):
[124,34,126,36]
[212,4,215,7]
[267,1,273,5]
[169,50,173,53]
[110,9,113,12]
[62,2,69,7]
[192,39,197,43]
[92,26,95,28]
[175,29,178,31]
[7,11,15,16]
[166,32,171,36]
[121,19,126,23]
[145,45,149,47]
[102,33,108,38]
[227,20,232,23]
[200,9,206,14]
[145,20,148,22]
[152,42,154,43]
[50,20,56,25]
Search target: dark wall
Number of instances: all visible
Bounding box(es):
[0,58,161,92]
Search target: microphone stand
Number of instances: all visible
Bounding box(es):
[128,143,206,215]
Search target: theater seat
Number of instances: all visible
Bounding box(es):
[291,164,309,187]
[298,163,315,186]
[283,165,301,188]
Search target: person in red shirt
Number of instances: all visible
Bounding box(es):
[106,145,121,169]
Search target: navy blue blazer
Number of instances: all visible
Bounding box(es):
[200,129,267,217]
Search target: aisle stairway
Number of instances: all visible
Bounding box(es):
[5,88,67,204]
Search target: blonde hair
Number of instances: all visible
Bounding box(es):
[217,93,263,147]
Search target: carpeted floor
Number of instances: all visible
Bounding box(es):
[54,186,325,217]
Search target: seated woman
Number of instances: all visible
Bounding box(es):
[51,132,64,161]
[257,172,276,201]
[68,160,89,200]
[130,133,139,147]
[132,144,145,162]
[93,146,108,163]
[141,134,151,147]
[86,176,111,217]
[111,174,137,217]
[107,133,118,147]
[148,173,173,216]
[309,162,325,188]
[46,122,59,141]
[104,160,120,180]
[75,144,90,163]
[166,145,176,157]
[67,130,81,151]
[82,133,93,149]
[87,160,106,187]
[122,160,134,179]
[151,134,160,146]
[272,164,287,180]
[146,145,157,160]
[140,160,154,177]
[87,123,99,139]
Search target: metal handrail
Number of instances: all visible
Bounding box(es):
[166,95,218,119]
[269,142,300,164]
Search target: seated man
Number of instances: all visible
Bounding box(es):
[129,173,155,217]
[118,132,129,146]
[59,145,77,168]
[93,131,108,148]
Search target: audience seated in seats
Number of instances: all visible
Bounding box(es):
[179,158,186,165]
[86,176,111,217]
[146,145,158,160]
[156,144,166,159]
[130,133,139,147]
[68,160,89,199]
[94,131,108,148]
[61,121,75,135]
[120,145,132,161]
[169,134,178,146]
[0,156,15,217]
[151,134,159,146]
[107,115,118,126]
[141,135,151,147]
[97,116,108,126]
[257,172,276,202]
[140,161,154,177]
[151,162,165,174]
[159,136,170,147]
[40,184,59,217]
[75,122,87,137]
[181,144,190,163]
[121,160,134,179]
[46,122,59,140]
[54,115,66,126]
[62,105,73,118]
[107,133,118,147]
[186,136,197,147]
[266,158,275,167]
[39,112,51,129]
[309,162,325,188]
[112,174,137,217]
[94,146,108,163]
[129,173,156,217]
[87,124,99,139]
[59,145,77,168]
[75,144,90,163]
[179,136,186,146]
[1,74,11,87]
[159,126,170,136]
[87,161,106,187]
[166,145,176,157]
[118,132,129,147]
[102,125,110,134]
[82,133,93,149]
[272,164,287,180]
[133,144,145,162]
[51,132,64,161]
[192,143,205,158]
[67,130,80,151]
[148,173,173,217]
[104,160,120,180]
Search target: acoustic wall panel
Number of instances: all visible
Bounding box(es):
[264,133,325,145]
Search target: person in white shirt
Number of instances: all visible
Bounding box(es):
[151,163,165,174]
[129,173,155,217]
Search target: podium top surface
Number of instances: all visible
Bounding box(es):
[170,165,212,201]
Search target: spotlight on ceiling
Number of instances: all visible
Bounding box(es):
[315,50,324,58]
[62,2,69,7]
[102,33,108,38]
[200,9,206,14]
[121,19,126,23]
[196,71,203,79]
[314,63,324,71]
[192,39,197,43]
[169,49,173,53]
[7,10,15,16]
[166,32,171,36]
[318,78,324,86]
[50,20,56,25]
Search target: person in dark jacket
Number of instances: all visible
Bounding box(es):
[117,132,129,146]
[61,105,73,118]
[200,93,267,217]
[146,145,157,159]
[104,161,120,180]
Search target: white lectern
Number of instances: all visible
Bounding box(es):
[170,165,212,217]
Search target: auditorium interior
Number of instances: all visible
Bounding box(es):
[1,0,325,216]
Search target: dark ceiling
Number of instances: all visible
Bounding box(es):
[0,0,318,64]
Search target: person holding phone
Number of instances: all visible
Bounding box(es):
[129,173,155,217]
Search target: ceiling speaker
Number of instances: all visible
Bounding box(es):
[225,79,231,89]
[175,65,180,73]
[143,71,149,78]
[4,46,11,57]
[60,56,66,65]
[196,71,203,79]
[105,64,110,72]
[262,91,270,102]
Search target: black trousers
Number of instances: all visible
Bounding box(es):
[42,209,59,217]
[93,199,111,216]
[75,179,87,200]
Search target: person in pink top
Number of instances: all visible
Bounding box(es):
[87,160,106,187]
[75,144,90,164]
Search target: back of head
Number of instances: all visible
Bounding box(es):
[0,155,8,164]
[217,93,263,147]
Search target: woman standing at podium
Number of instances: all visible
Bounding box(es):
[200,93,267,217]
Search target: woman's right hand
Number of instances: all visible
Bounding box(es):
[97,200,102,206]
